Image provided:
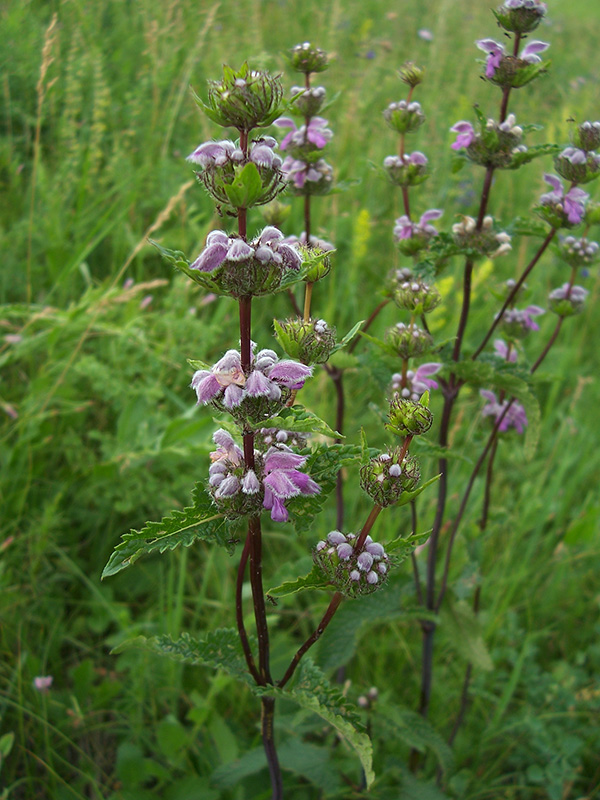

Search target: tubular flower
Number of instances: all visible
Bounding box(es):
[207,430,320,521]
[281,157,334,195]
[548,283,588,317]
[500,305,545,338]
[539,174,589,227]
[383,151,429,187]
[392,363,442,402]
[480,390,527,433]
[191,346,312,422]
[190,226,302,296]
[274,116,333,157]
[476,38,549,79]
[493,339,518,363]
[450,121,476,150]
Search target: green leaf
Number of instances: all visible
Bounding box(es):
[359,330,399,357]
[451,360,541,457]
[330,320,364,353]
[125,629,254,687]
[264,659,374,787]
[393,473,442,509]
[385,529,432,561]
[511,59,550,88]
[379,704,454,775]
[441,598,493,671]
[226,162,264,208]
[267,566,331,600]
[102,487,235,578]
[150,239,223,293]
[327,350,359,370]
[187,357,212,371]
[255,404,341,438]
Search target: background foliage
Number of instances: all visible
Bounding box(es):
[1,0,599,797]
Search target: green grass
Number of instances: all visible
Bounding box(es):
[1,0,600,797]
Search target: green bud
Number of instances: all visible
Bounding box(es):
[273,317,336,365]
[299,244,333,282]
[202,63,283,131]
[385,323,433,360]
[389,269,441,314]
[360,449,420,507]
[290,42,329,74]
[554,150,600,185]
[573,121,600,152]
[386,396,434,437]
[398,61,425,88]
[493,3,546,34]
[383,100,425,135]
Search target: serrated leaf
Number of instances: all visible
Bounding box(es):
[379,704,454,775]
[511,59,550,88]
[150,239,223,293]
[385,529,431,560]
[255,404,341,438]
[263,660,374,787]
[229,162,264,208]
[124,629,255,687]
[330,320,364,353]
[267,566,331,600]
[102,488,235,578]
[452,360,540,457]
[441,599,493,672]
[359,331,399,357]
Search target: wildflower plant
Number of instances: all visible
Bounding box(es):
[101,3,599,794]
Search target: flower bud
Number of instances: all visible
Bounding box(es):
[554,147,600,185]
[360,448,421,506]
[203,64,283,131]
[548,283,588,317]
[389,271,441,314]
[387,395,434,437]
[398,61,425,88]
[494,0,547,34]
[452,216,512,260]
[573,121,600,153]
[313,531,391,598]
[383,152,429,187]
[558,236,599,269]
[256,427,309,451]
[273,317,336,365]
[383,100,425,135]
[290,85,327,117]
[385,322,433,360]
[290,42,329,74]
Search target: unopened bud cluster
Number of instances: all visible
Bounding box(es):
[360,449,420,506]
[384,100,425,135]
[203,64,283,131]
[383,152,429,187]
[574,121,600,153]
[274,317,336,365]
[256,427,308,451]
[290,85,327,117]
[290,42,329,74]
[394,210,443,256]
[389,269,441,313]
[314,531,390,598]
[452,215,512,259]
[554,147,600,185]
[452,114,527,169]
[387,394,434,437]
[559,236,599,268]
[386,322,433,359]
[548,284,588,317]
[494,0,547,35]
[398,61,425,88]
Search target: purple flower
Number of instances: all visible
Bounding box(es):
[262,446,320,522]
[394,209,443,240]
[392,362,442,402]
[494,339,517,362]
[274,117,333,151]
[540,175,589,225]
[476,39,505,77]
[480,390,528,434]
[190,226,302,275]
[33,676,53,693]
[191,346,312,409]
[520,40,550,64]
[281,157,333,190]
[450,121,476,150]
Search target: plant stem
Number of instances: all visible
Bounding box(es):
[479,437,498,530]
[410,501,424,605]
[262,697,283,799]
[248,515,271,683]
[236,533,261,683]
[355,504,383,551]
[471,227,557,361]
[348,299,390,354]
[278,591,344,689]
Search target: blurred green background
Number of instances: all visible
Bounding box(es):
[1,0,599,797]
